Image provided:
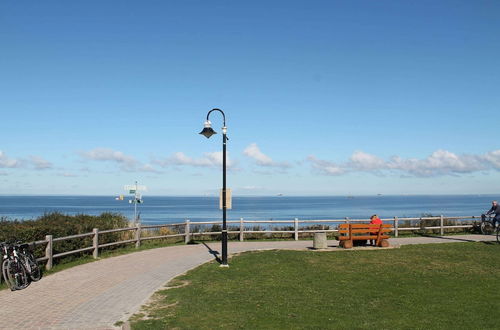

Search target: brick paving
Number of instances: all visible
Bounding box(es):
[0,235,496,329]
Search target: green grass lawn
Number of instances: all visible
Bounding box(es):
[131,242,500,329]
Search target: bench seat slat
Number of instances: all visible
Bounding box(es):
[349,229,391,234]
[338,235,389,241]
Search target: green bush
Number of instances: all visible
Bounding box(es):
[0,212,129,262]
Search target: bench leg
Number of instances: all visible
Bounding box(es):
[343,240,353,249]
[377,239,390,247]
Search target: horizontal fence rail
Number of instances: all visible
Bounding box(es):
[27,215,481,270]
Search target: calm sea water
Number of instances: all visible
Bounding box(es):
[0,195,496,225]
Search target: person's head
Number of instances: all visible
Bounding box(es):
[493,200,498,206]
[371,214,378,220]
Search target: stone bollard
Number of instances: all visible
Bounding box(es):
[313,232,327,249]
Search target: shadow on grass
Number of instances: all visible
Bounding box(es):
[480,240,499,245]
[415,233,481,243]
[201,242,222,264]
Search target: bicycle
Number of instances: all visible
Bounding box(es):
[17,243,42,282]
[480,214,497,235]
[1,242,30,291]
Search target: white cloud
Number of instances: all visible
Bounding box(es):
[58,172,78,177]
[80,148,159,173]
[308,149,500,177]
[80,148,137,166]
[154,151,236,169]
[483,150,500,169]
[307,155,346,176]
[240,185,262,190]
[386,150,485,176]
[0,151,21,168]
[0,151,53,170]
[138,164,162,173]
[349,151,386,171]
[243,143,291,168]
[29,156,53,170]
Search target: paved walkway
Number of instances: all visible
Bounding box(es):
[0,235,496,329]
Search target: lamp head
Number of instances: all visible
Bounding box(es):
[199,120,217,138]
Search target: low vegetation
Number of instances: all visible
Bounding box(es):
[130,242,500,329]
[0,212,130,264]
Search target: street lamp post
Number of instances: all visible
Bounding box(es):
[199,108,229,267]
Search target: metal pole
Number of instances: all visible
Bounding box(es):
[134,181,138,224]
[221,129,228,266]
[202,108,228,267]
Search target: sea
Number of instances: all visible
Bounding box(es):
[0,195,496,225]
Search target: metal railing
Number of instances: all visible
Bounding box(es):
[28,215,480,270]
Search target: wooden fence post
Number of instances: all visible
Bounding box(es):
[440,215,444,236]
[135,223,141,248]
[394,217,399,237]
[45,235,53,270]
[185,219,191,244]
[294,218,299,241]
[239,217,244,242]
[92,228,99,259]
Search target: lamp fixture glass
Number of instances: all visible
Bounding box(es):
[199,120,217,138]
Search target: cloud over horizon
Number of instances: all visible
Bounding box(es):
[308,149,500,177]
[153,151,236,169]
[79,148,159,173]
[243,143,291,169]
[1,151,53,170]
[29,156,53,170]
[0,151,21,168]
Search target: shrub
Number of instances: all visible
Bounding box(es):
[0,212,129,262]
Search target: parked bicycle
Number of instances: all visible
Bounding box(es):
[480,214,497,235]
[1,242,42,291]
[17,243,42,282]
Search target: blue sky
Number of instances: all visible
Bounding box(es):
[1,1,499,196]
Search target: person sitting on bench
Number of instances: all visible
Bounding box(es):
[369,214,382,246]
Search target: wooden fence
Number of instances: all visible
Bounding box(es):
[30,215,480,270]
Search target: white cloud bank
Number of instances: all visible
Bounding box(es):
[80,148,159,173]
[243,143,291,169]
[0,151,21,168]
[80,148,136,165]
[308,149,500,177]
[0,151,53,170]
[154,151,236,169]
[29,156,53,170]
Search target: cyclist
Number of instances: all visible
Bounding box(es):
[484,200,500,228]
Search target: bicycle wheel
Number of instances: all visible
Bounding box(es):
[24,252,42,281]
[496,227,500,243]
[5,259,30,290]
[481,221,494,235]
[1,259,13,289]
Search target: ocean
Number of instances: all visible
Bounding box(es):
[0,195,496,225]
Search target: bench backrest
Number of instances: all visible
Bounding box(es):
[338,224,392,239]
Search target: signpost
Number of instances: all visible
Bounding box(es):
[219,188,232,210]
[124,181,147,224]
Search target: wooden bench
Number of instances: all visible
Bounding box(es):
[337,223,391,249]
